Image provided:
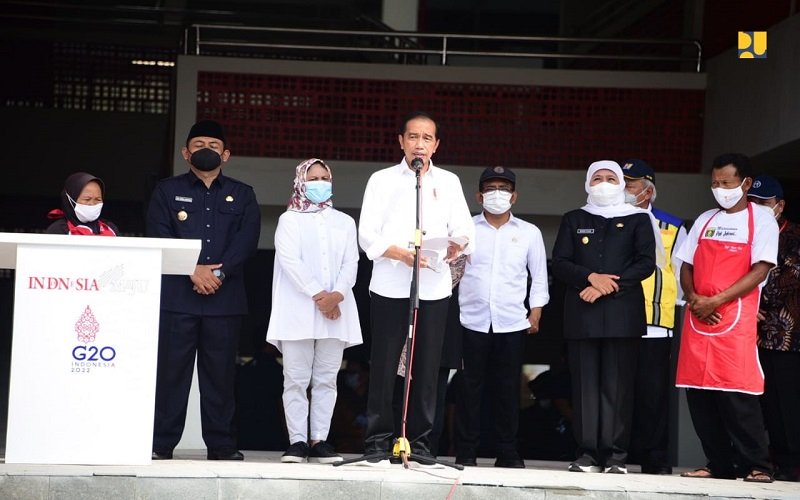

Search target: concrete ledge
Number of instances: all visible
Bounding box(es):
[0,451,795,500]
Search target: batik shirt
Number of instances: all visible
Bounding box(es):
[758,218,800,352]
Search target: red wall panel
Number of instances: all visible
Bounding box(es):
[197,71,704,173]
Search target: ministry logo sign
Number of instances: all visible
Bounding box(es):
[738,32,767,59]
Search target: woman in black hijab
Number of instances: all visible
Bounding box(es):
[46,172,118,235]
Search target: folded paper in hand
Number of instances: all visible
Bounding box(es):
[421,236,468,251]
[419,248,444,273]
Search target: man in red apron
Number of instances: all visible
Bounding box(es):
[675,153,779,483]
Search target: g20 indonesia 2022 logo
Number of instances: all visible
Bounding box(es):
[71,305,116,373]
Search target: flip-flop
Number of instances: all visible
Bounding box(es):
[681,467,713,478]
[744,470,774,483]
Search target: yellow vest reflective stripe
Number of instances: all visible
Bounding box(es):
[642,218,681,328]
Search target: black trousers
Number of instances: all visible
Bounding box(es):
[630,337,672,469]
[567,337,638,467]
[393,367,451,456]
[457,327,525,457]
[364,293,449,454]
[153,311,241,452]
[759,348,800,470]
[686,388,772,477]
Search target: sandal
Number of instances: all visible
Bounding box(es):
[744,470,774,483]
[681,467,713,478]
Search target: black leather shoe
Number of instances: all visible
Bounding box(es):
[494,456,525,468]
[207,449,244,461]
[151,450,173,460]
[455,456,477,467]
[642,464,673,475]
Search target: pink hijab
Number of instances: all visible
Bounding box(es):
[287,158,333,213]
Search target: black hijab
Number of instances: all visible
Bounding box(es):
[49,172,107,234]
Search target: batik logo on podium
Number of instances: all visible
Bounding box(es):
[71,305,117,372]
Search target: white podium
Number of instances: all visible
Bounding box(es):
[0,233,200,465]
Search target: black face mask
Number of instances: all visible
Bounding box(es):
[190,148,222,171]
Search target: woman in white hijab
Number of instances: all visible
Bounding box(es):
[552,160,658,475]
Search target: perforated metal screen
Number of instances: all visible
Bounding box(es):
[197,71,704,172]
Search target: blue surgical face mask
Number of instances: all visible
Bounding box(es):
[304,180,332,204]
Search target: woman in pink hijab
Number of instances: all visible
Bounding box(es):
[267,158,362,464]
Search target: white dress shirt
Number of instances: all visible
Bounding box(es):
[459,213,549,333]
[358,159,475,300]
[267,208,363,350]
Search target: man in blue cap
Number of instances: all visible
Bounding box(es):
[622,159,687,475]
[748,175,800,482]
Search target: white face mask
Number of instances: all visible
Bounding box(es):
[482,190,513,215]
[74,202,103,223]
[588,182,621,206]
[711,180,744,210]
[624,189,646,206]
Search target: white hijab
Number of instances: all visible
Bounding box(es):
[581,160,665,268]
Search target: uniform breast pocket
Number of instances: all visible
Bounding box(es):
[218,202,244,218]
[169,201,200,232]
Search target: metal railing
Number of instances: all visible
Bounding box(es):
[187,24,703,72]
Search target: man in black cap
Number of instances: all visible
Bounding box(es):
[455,166,549,468]
[622,159,687,475]
[147,119,261,461]
[748,175,800,482]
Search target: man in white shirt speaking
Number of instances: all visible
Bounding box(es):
[455,166,550,468]
[358,111,475,466]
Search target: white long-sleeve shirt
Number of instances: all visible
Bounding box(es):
[266,208,362,350]
[459,213,549,333]
[358,159,475,300]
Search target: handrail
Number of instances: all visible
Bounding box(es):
[187,24,703,72]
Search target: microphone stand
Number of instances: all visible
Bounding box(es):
[335,158,462,470]
[396,159,462,470]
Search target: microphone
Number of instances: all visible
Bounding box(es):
[411,157,424,171]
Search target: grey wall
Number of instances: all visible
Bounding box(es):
[703,14,800,176]
[2,107,169,202]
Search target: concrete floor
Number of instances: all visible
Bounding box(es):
[0,450,796,500]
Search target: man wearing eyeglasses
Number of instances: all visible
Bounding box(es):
[455,166,550,468]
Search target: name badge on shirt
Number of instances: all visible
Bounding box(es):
[175,196,193,203]
[577,228,594,234]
